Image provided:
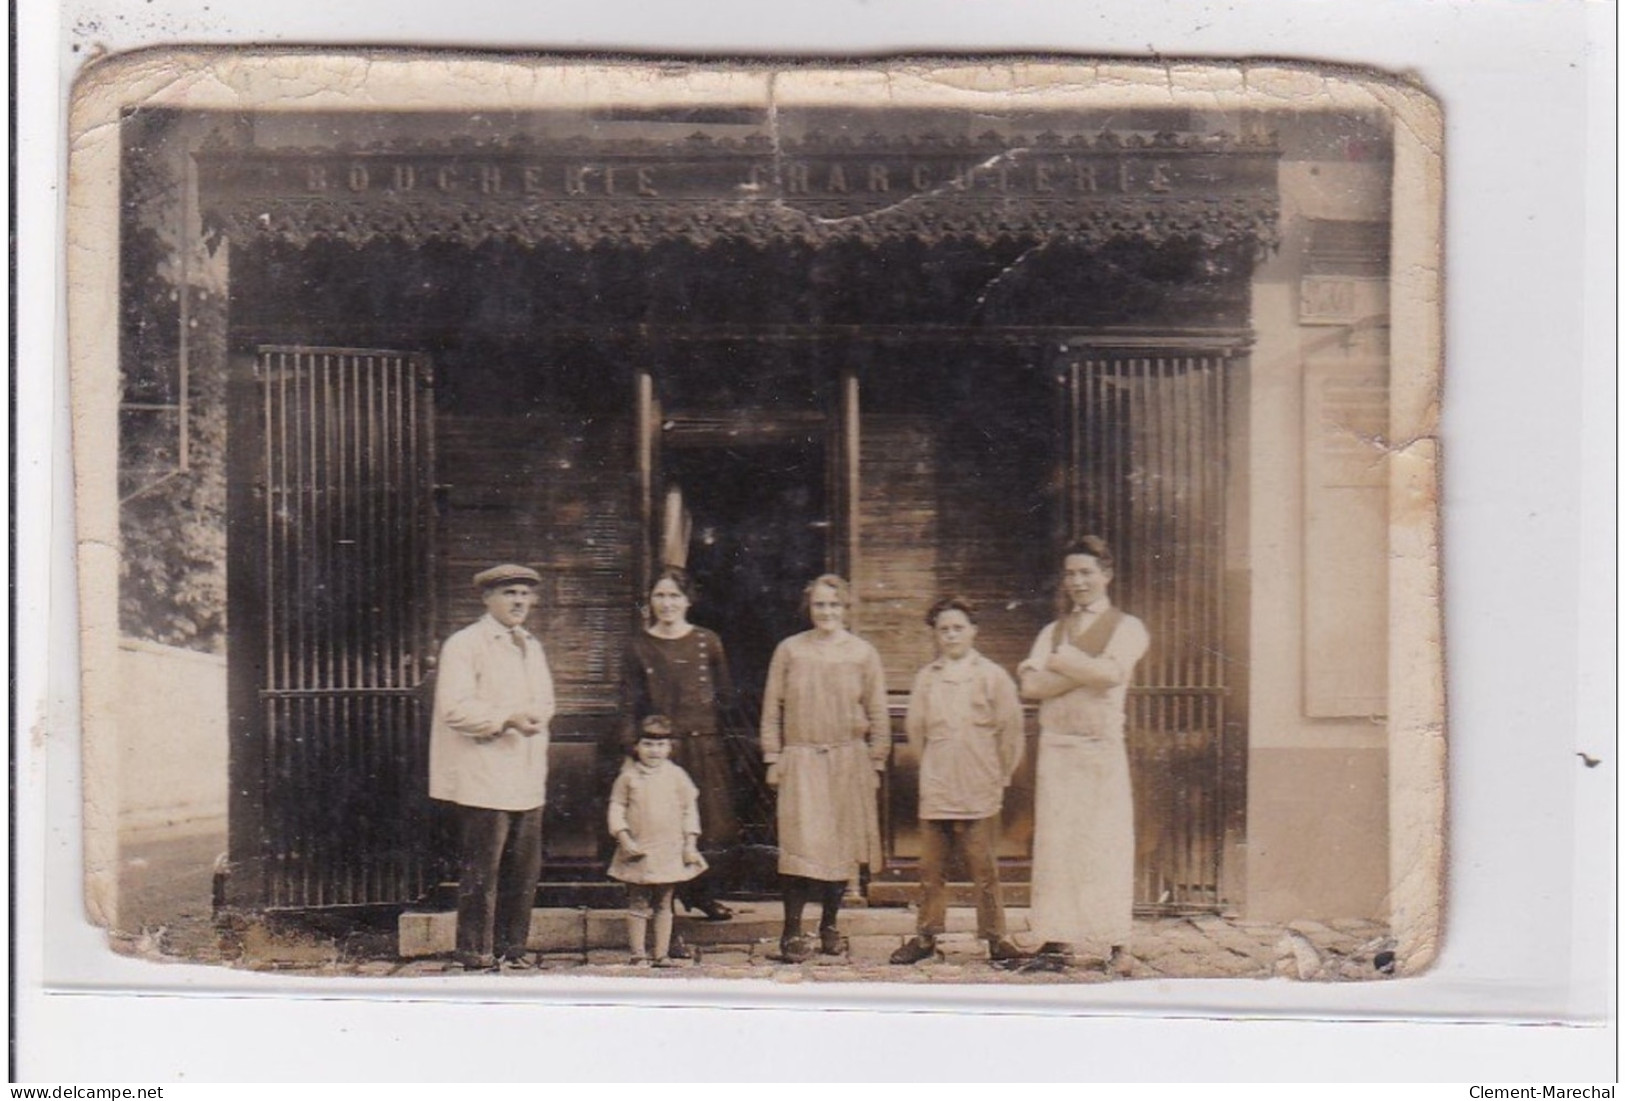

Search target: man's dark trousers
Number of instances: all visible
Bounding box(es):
[917,815,1006,938]
[455,804,545,961]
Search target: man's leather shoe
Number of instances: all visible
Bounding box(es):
[986,936,1031,963]
[889,935,939,965]
[1017,952,1071,973]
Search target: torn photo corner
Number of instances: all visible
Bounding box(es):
[65,52,1443,992]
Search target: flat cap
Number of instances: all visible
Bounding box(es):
[472,563,542,590]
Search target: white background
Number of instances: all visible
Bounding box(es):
[13,0,1617,1082]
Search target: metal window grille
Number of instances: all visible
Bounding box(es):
[252,347,438,908]
[1071,353,1231,912]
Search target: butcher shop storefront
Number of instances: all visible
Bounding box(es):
[161,104,1388,922]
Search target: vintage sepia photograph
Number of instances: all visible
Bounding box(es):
[68,54,1443,990]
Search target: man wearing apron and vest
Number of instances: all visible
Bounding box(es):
[1018,537,1150,975]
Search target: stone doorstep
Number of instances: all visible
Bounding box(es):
[398,904,1034,959]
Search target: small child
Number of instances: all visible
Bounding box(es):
[607,714,707,966]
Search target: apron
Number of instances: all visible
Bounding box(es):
[1028,608,1135,951]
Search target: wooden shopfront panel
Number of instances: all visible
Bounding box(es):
[853,347,1058,888]
[431,346,638,878]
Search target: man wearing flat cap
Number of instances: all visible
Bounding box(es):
[429,564,556,970]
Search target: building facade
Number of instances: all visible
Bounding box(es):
[116,94,1398,924]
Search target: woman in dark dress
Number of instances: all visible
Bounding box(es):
[620,568,741,920]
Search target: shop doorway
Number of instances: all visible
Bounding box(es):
[650,408,839,874]
[658,435,831,704]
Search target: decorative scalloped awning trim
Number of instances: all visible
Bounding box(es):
[198,130,1282,253]
[205,195,1279,251]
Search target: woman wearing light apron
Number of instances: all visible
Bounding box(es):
[759,574,889,963]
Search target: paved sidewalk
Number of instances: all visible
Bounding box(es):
[114,830,1397,984]
[126,901,1398,985]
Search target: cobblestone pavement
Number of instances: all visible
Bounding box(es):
[114,830,1397,985]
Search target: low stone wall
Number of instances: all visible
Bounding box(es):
[118,638,227,838]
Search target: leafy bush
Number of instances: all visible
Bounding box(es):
[118,112,227,654]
